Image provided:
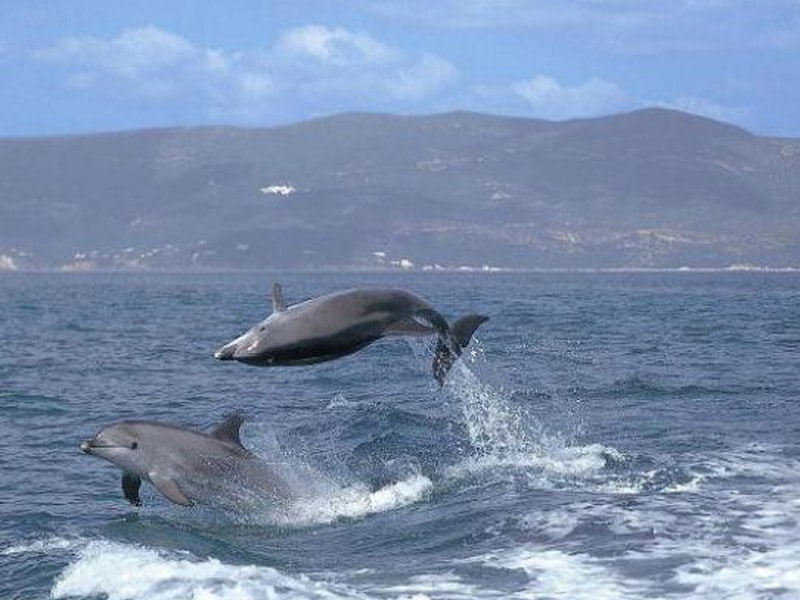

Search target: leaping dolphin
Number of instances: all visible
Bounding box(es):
[213,283,488,383]
[80,415,292,507]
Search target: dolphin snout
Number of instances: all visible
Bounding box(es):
[215,329,264,361]
[80,441,92,454]
[213,342,237,360]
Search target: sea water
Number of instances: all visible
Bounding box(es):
[1,271,798,599]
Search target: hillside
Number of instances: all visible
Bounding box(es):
[1,108,799,270]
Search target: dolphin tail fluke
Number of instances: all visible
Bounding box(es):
[450,314,490,348]
[432,314,489,385]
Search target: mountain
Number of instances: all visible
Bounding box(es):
[1,108,799,271]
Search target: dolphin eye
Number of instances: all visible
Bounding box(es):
[130,441,138,450]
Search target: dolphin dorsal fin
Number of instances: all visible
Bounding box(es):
[272,282,286,313]
[210,414,245,446]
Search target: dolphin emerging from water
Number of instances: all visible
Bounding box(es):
[81,415,291,507]
[213,283,488,383]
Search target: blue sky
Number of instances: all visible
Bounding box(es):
[2,1,799,137]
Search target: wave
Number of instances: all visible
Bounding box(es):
[588,375,741,399]
[471,547,643,600]
[48,538,365,600]
[49,537,642,600]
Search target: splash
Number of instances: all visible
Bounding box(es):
[224,424,433,527]
[441,354,674,494]
[283,472,433,527]
[444,359,554,457]
[215,469,432,528]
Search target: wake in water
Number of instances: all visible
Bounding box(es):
[19,443,800,600]
[9,326,799,600]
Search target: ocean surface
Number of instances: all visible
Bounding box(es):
[1,271,799,600]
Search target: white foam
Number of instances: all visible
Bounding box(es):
[674,544,800,598]
[667,476,800,598]
[443,442,612,487]
[373,572,485,599]
[51,539,366,600]
[470,547,642,600]
[284,473,433,526]
[1,536,74,556]
[519,509,581,540]
[614,447,800,598]
[326,393,360,410]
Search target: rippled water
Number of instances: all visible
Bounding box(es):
[1,271,799,599]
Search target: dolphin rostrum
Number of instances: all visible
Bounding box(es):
[80,414,291,507]
[213,283,488,383]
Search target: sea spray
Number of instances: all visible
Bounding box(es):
[441,354,632,491]
[444,358,555,457]
[202,419,434,527]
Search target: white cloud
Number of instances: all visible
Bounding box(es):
[385,54,458,101]
[29,24,750,130]
[34,26,234,99]
[276,25,397,65]
[513,75,631,120]
[36,26,196,79]
[33,24,457,122]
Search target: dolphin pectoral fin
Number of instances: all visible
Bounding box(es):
[384,316,434,337]
[149,473,194,506]
[122,472,142,506]
[272,282,286,313]
[209,413,245,447]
